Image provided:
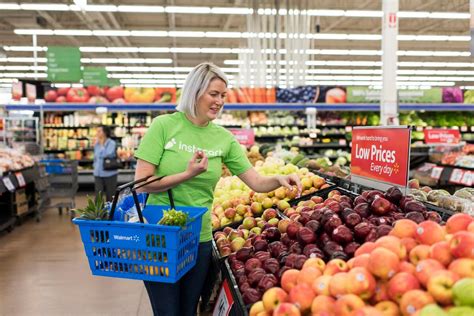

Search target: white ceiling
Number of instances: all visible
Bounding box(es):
[0,0,472,88]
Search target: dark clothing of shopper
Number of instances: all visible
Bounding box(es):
[93,126,118,201]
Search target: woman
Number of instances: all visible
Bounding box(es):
[93,125,118,201]
[134,62,301,315]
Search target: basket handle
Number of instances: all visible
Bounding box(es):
[109,175,176,222]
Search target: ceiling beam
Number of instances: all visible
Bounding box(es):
[167,0,179,70]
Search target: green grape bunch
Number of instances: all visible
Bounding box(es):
[158,209,189,227]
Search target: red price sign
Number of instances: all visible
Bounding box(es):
[229,129,255,146]
[351,127,411,188]
[213,279,234,316]
[424,129,461,144]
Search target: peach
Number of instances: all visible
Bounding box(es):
[329,272,349,298]
[289,283,315,313]
[375,301,401,316]
[376,235,407,260]
[297,267,321,287]
[409,244,431,265]
[449,231,474,259]
[399,262,417,274]
[387,272,421,303]
[415,259,445,287]
[302,257,325,273]
[355,242,377,257]
[250,301,265,316]
[281,269,300,293]
[352,254,370,270]
[448,258,474,278]
[427,270,460,306]
[311,295,336,315]
[262,287,288,312]
[415,221,445,246]
[312,275,332,296]
[353,306,384,316]
[324,259,349,276]
[272,302,301,316]
[368,247,400,280]
[346,267,376,300]
[446,213,473,234]
[429,241,453,267]
[400,237,418,253]
[334,294,365,316]
[371,281,389,304]
[399,290,434,316]
[468,221,474,233]
[391,219,418,238]
[347,258,355,269]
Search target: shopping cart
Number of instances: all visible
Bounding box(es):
[39,159,78,217]
[73,176,207,283]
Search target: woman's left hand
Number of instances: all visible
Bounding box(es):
[276,174,302,197]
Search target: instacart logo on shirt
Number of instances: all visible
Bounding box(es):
[165,138,223,157]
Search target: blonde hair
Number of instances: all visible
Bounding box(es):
[176,62,228,117]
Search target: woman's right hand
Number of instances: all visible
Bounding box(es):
[186,151,208,178]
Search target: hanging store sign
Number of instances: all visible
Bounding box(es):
[47,46,82,83]
[424,129,461,144]
[350,126,411,190]
[83,67,108,87]
[229,129,255,147]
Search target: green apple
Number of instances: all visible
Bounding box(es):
[448,306,474,316]
[420,304,447,316]
[453,278,474,307]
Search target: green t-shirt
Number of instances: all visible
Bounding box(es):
[134,111,252,242]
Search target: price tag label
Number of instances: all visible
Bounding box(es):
[416,126,423,132]
[15,172,26,187]
[339,139,347,145]
[471,126,474,132]
[461,126,468,132]
[309,132,317,138]
[345,126,352,132]
[2,177,16,192]
[461,171,473,187]
[449,168,464,184]
[418,163,436,172]
[430,167,444,180]
[213,279,234,316]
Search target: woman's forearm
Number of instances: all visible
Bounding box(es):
[135,171,193,193]
[250,175,282,193]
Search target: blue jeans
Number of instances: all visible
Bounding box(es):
[144,241,212,316]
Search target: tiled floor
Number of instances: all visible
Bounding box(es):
[0,193,153,316]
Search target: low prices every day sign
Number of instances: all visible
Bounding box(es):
[424,129,461,144]
[351,127,411,188]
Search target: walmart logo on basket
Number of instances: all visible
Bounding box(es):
[113,234,140,242]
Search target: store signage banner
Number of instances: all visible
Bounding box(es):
[424,129,461,144]
[47,46,82,82]
[346,87,442,103]
[213,279,234,316]
[229,128,255,146]
[83,67,108,86]
[351,126,411,190]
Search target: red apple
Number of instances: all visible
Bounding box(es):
[354,242,377,257]
[415,221,445,246]
[376,235,407,260]
[312,275,332,296]
[281,269,300,293]
[448,258,474,278]
[329,272,349,298]
[289,283,315,313]
[334,294,365,316]
[415,259,444,287]
[262,287,288,312]
[429,241,453,267]
[311,295,336,315]
[409,245,431,265]
[427,270,460,306]
[446,213,473,234]
[390,219,418,239]
[387,272,421,303]
[324,259,349,276]
[272,302,301,316]
[346,267,376,300]
[399,290,434,316]
[375,301,401,316]
[449,231,474,259]
[368,247,400,280]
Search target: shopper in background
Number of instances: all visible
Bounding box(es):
[134,62,302,316]
[93,125,118,201]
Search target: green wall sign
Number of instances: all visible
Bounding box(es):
[83,67,108,86]
[46,46,82,82]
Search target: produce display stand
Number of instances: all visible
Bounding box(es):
[0,164,42,232]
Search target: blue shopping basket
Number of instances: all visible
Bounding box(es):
[73,176,207,283]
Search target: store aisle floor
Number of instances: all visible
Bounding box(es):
[0,193,152,316]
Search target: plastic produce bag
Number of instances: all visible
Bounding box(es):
[108,189,148,223]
